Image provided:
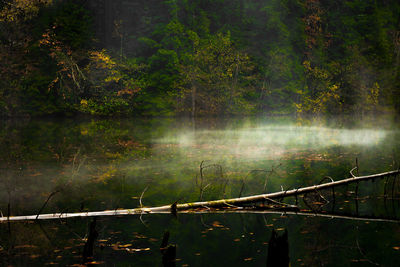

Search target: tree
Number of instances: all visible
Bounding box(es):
[0,0,53,116]
[81,50,148,115]
[179,32,256,115]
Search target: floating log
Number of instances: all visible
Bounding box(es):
[1,169,399,222]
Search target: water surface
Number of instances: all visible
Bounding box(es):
[1,116,400,266]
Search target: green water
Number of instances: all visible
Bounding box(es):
[1,116,400,266]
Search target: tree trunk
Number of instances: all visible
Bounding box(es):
[1,169,399,222]
[191,85,196,118]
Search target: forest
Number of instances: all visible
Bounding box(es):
[2,2,400,265]
[1,0,400,117]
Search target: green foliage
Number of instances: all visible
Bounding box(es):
[78,97,129,116]
[178,31,257,115]
[295,0,400,115]
[0,0,400,117]
[0,0,93,116]
[20,75,61,116]
[51,0,92,50]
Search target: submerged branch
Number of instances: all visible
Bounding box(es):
[1,206,398,224]
[195,209,400,224]
[1,170,399,222]
[35,190,62,220]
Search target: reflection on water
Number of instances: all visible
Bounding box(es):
[1,115,400,266]
[1,212,400,266]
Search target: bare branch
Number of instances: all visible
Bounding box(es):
[139,186,149,208]
[350,167,358,178]
[36,190,62,220]
[3,169,399,222]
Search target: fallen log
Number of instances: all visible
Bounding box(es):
[1,169,399,222]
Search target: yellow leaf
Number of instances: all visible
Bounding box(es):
[118,244,132,248]
[212,221,224,228]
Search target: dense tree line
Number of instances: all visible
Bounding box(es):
[0,0,399,117]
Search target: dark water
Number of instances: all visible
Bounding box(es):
[1,116,400,266]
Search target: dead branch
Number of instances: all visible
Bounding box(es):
[239,164,282,198]
[139,186,148,208]
[196,160,225,200]
[2,169,400,222]
[35,190,62,220]
[239,169,268,198]
[350,167,358,178]
[355,226,380,266]
[3,206,399,224]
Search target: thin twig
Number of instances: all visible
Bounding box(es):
[200,183,211,201]
[355,226,380,266]
[350,167,358,178]
[36,190,61,220]
[222,201,241,208]
[139,186,149,208]
[263,197,294,207]
[139,214,148,227]
[319,176,334,184]
[355,158,360,176]
[4,170,400,222]
[239,169,270,198]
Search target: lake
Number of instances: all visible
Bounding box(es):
[1,115,400,266]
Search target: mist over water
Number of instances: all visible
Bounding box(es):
[1,116,400,266]
[151,117,393,176]
[157,124,387,157]
[0,115,398,212]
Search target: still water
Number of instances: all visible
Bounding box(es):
[1,115,400,266]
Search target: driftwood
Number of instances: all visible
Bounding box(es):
[1,169,399,222]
